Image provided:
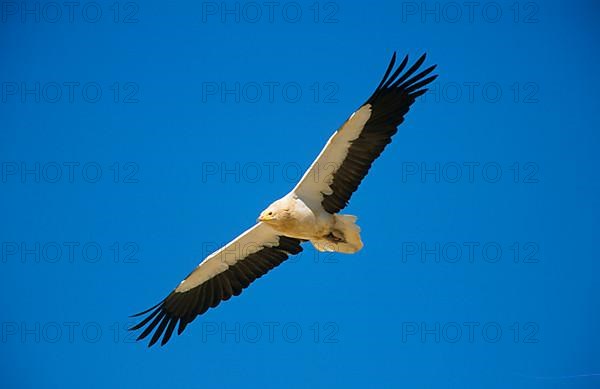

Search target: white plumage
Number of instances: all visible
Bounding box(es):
[131,52,437,346]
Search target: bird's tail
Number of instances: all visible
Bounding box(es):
[311,214,364,254]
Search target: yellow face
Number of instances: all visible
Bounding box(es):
[258,199,292,226]
[257,208,276,223]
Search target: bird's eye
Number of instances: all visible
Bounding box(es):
[268,212,273,215]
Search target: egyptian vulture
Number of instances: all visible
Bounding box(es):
[131,52,437,346]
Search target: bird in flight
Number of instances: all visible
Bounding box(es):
[131,52,437,347]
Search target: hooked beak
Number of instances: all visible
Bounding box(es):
[257,213,272,223]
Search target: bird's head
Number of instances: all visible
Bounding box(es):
[257,199,291,226]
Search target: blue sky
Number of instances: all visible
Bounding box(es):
[1,0,599,387]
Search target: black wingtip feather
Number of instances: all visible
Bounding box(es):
[161,319,178,346]
[388,54,428,91]
[128,306,161,331]
[177,319,188,336]
[406,74,438,95]
[381,55,409,90]
[374,52,397,92]
[321,51,437,214]
[130,236,304,347]
[396,64,437,91]
[129,300,163,318]
[148,314,171,347]
[137,311,166,341]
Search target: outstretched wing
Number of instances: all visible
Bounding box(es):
[130,223,303,347]
[293,52,437,213]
